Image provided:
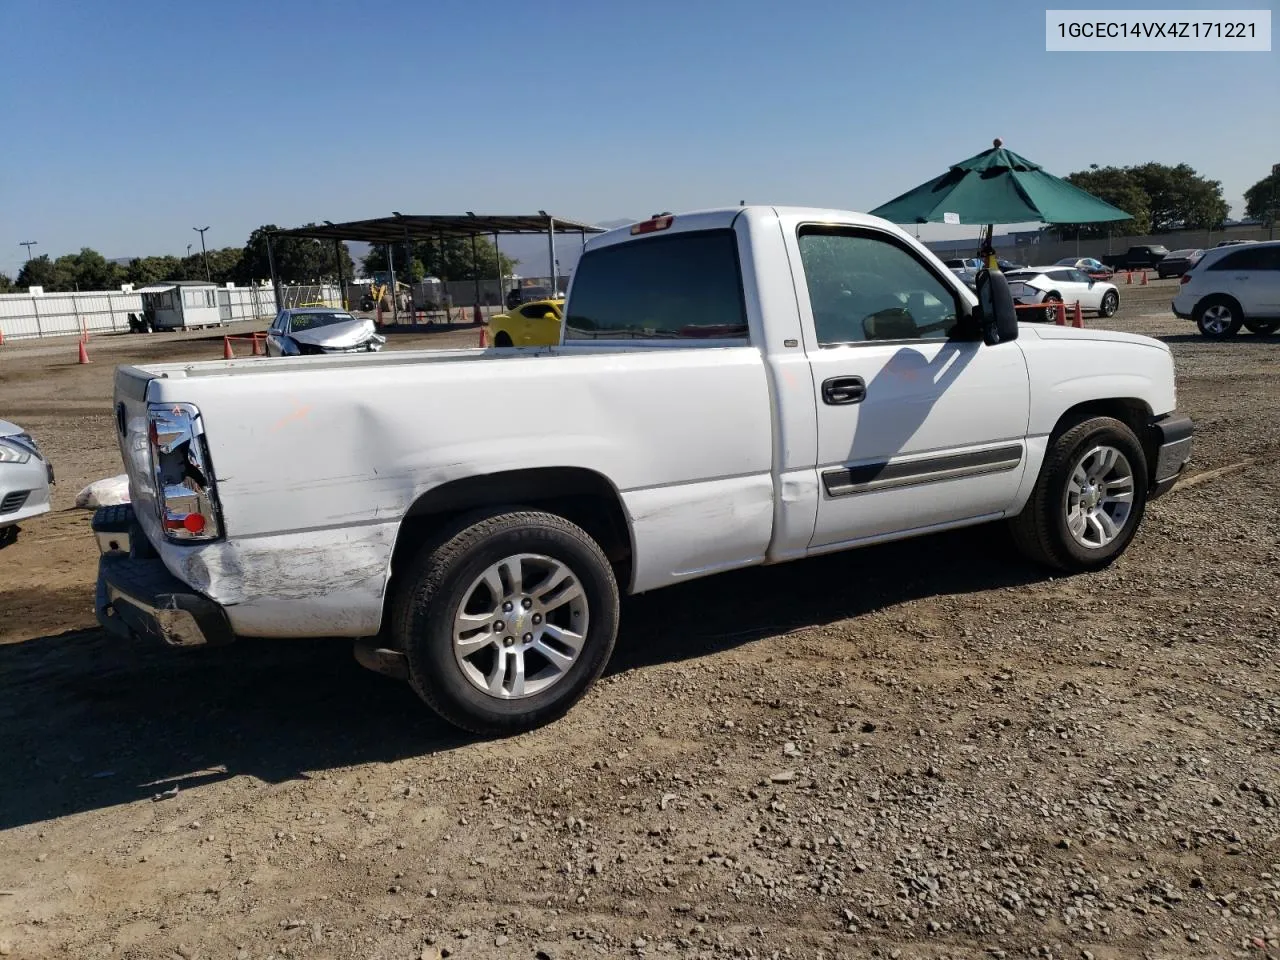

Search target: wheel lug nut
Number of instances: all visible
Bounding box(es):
[522,598,533,609]
[494,620,505,631]
[532,613,542,625]
[523,633,533,643]
[503,601,513,612]
[503,636,514,647]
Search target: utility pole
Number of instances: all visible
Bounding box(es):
[193,226,211,281]
[19,240,37,261]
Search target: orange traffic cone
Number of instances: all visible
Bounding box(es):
[78,338,90,364]
[1072,302,1084,328]
[1054,301,1066,325]
[223,336,234,359]
[1140,271,1148,286]
[1126,271,1132,284]
[478,326,489,347]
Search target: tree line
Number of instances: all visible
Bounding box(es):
[0,225,516,294]
[1057,162,1276,239]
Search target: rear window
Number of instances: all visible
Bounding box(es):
[564,229,748,341]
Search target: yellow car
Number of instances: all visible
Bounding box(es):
[486,298,564,347]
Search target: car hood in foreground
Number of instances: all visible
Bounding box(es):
[288,318,383,349]
[0,418,25,439]
[1028,324,1168,351]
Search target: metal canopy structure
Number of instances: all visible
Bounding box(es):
[273,213,604,244]
[267,213,607,323]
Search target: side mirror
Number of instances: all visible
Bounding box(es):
[975,269,1018,345]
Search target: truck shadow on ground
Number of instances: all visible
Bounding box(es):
[0,523,1043,830]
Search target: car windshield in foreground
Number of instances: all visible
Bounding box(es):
[290,311,357,331]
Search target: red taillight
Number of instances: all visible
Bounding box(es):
[164,513,207,534]
[631,214,674,235]
[1180,274,1192,284]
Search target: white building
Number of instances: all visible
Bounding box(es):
[136,280,222,330]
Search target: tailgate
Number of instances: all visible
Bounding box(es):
[113,365,162,543]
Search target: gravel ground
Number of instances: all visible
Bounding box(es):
[0,282,1276,960]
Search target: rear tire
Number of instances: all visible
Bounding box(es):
[1243,320,1278,336]
[1194,297,1243,339]
[393,509,619,736]
[1039,293,1063,324]
[1098,290,1119,318]
[494,331,513,347]
[1008,416,1149,573]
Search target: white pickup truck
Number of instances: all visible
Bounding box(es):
[93,206,1193,734]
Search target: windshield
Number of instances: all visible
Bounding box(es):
[290,311,357,331]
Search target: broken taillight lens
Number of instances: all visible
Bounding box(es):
[147,402,222,542]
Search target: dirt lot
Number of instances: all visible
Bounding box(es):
[1,286,1277,960]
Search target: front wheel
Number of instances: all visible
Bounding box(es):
[1098,290,1119,318]
[1008,416,1149,573]
[1243,320,1278,335]
[393,509,620,736]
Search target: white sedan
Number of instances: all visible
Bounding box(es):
[1005,266,1120,321]
[1,418,54,547]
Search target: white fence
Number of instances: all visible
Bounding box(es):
[0,284,286,342]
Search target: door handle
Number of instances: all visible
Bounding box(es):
[822,375,866,405]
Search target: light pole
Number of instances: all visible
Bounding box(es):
[187,243,193,259]
[193,226,211,281]
[19,240,37,261]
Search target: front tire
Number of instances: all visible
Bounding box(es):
[494,331,513,347]
[1194,297,1242,339]
[1009,416,1149,573]
[393,509,620,736]
[1243,320,1278,335]
[1098,290,1119,318]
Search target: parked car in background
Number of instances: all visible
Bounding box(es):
[1173,240,1280,339]
[1101,245,1171,271]
[996,259,1025,272]
[1055,257,1114,280]
[1005,266,1121,320]
[0,418,54,547]
[486,298,564,347]
[505,285,553,310]
[1156,248,1204,278]
[942,258,983,272]
[264,308,386,357]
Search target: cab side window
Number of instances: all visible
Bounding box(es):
[798,229,964,345]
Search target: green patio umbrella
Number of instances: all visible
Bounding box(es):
[868,138,1132,268]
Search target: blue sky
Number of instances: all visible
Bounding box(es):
[1,0,1276,277]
